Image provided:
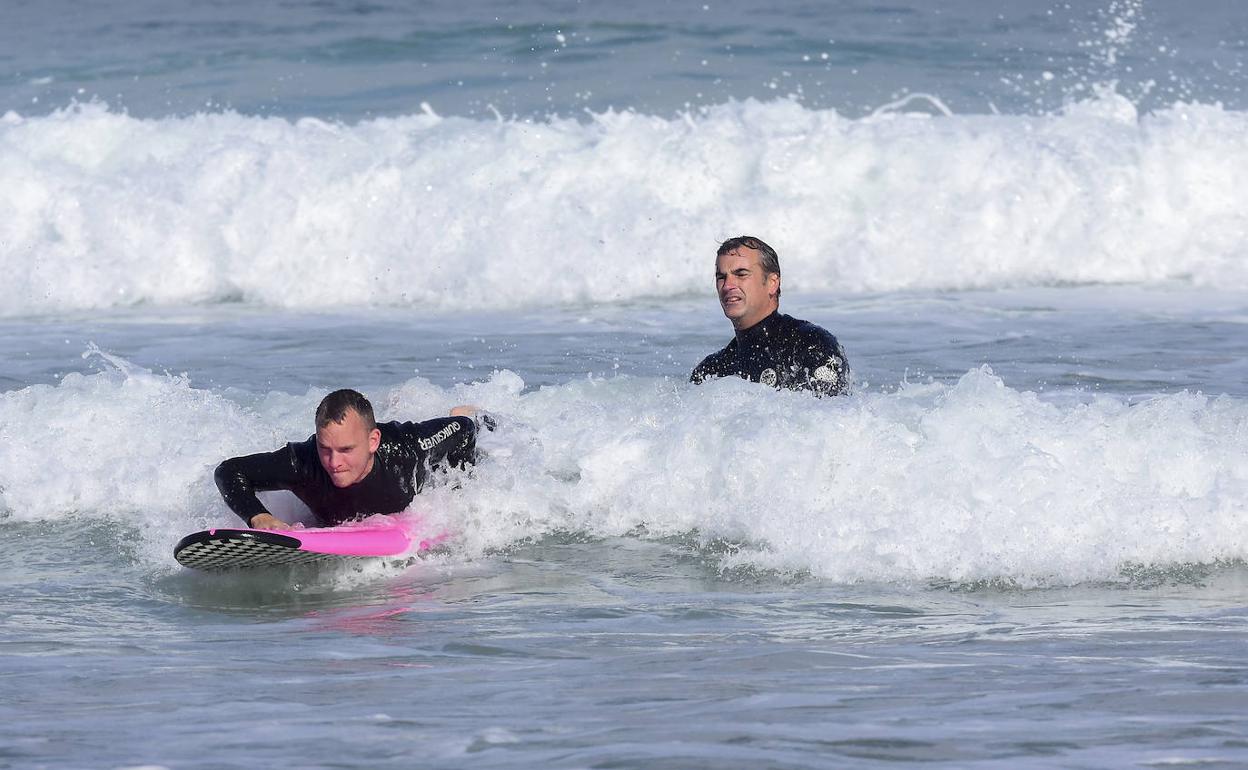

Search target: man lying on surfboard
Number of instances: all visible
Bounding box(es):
[214,388,482,529]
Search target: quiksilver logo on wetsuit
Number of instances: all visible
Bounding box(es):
[418,421,461,451]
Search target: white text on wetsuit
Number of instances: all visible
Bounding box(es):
[418,421,461,451]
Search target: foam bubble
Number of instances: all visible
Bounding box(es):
[2,95,1247,317]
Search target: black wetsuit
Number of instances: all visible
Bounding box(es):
[690,310,850,397]
[214,417,476,527]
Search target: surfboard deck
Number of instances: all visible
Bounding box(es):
[174,518,443,571]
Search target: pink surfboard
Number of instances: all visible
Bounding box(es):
[174,516,446,571]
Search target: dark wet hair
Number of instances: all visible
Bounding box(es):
[717,235,781,298]
[315,389,377,431]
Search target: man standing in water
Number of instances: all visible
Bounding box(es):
[691,235,849,396]
[215,389,481,529]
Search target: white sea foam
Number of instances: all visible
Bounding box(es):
[3,357,1245,585]
[3,92,1247,317]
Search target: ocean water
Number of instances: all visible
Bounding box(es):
[3,1,1248,768]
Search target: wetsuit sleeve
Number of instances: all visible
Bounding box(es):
[794,331,851,397]
[690,356,714,383]
[396,416,478,478]
[214,444,309,526]
[690,348,729,384]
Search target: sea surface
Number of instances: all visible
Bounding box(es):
[2,1,1248,768]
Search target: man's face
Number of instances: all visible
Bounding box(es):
[715,246,779,330]
[316,408,381,488]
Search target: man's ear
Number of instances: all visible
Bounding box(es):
[767,272,780,300]
[368,428,381,453]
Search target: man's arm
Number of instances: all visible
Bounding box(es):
[397,415,479,483]
[690,349,728,384]
[794,332,850,397]
[213,445,307,528]
[690,358,712,384]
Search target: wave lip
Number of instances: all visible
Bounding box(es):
[3,94,1247,316]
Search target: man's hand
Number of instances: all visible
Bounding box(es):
[450,404,497,432]
[248,513,290,530]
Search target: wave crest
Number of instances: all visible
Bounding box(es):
[3,95,1246,315]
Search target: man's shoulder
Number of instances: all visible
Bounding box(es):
[699,339,737,364]
[776,313,844,353]
[776,313,850,395]
[246,436,322,481]
[376,420,406,437]
[376,420,421,447]
[371,421,426,464]
[777,313,837,341]
[286,435,317,460]
[691,339,738,381]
